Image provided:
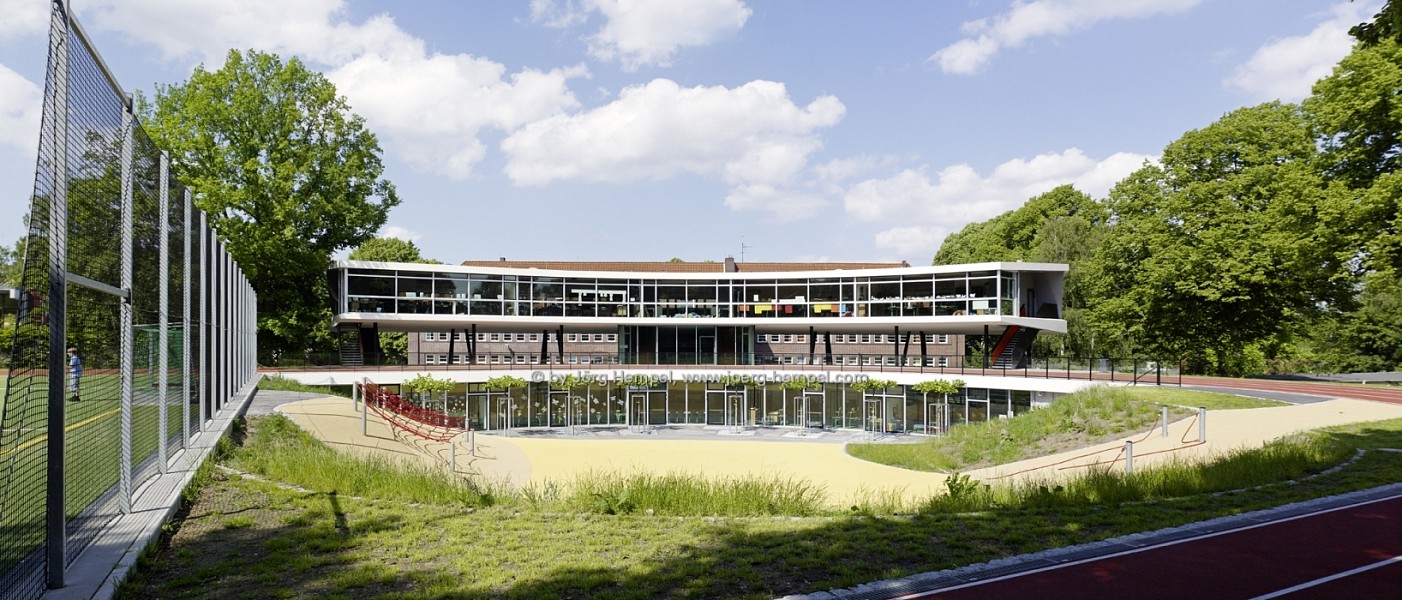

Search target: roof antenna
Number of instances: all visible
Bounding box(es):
[740,238,751,263]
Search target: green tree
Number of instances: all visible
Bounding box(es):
[1030,214,1111,357]
[140,49,399,355]
[349,237,441,264]
[1350,0,1402,46]
[1087,103,1354,374]
[0,242,17,286]
[932,185,1103,265]
[1305,38,1402,275]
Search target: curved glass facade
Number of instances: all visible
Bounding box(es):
[329,262,1065,324]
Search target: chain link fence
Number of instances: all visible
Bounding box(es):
[0,3,258,598]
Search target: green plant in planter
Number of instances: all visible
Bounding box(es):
[483,375,528,391]
[778,376,824,391]
[849,378,898,393]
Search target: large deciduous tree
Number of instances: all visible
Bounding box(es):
[932,185,1104,266]
[141,49,399,354]
[1305,37,1402,276]
[1087,103,1355,375]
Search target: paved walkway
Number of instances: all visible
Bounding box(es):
[275,391,1402,507]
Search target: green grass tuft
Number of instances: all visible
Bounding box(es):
[225,414,496,507]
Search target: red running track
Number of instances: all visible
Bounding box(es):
[1182,376,1402,406]
[903,496,1402,599]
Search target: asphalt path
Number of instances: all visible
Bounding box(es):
[1180,376,1402,406]
[1182,385,1333,405]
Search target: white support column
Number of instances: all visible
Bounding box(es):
[118,98,135,514]
[1124,440,1134,474]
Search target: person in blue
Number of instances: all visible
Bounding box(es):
[67,346,82,402]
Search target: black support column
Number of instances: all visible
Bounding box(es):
[893,326,900,365]
[540,329,549,364]
[808,326,817,364]
[447,328,457,365]
[824,332,833,365]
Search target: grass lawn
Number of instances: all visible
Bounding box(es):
[1120,386,1289,410]
[845,386,1283,473]
[116,410,1402,599]
[0,372,187,574]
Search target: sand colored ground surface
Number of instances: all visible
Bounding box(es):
[276,395,1402,506]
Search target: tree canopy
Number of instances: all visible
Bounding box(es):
[140,49,399,354]
[349,237,441,264]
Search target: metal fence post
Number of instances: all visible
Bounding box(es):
[157,152,169,474]
[199,216,208,427]
[45,0,72,586]
[118,97,135,515]
[182,189,191,447]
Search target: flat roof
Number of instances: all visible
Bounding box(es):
[334,260,1069,279]
[459,259,910,273]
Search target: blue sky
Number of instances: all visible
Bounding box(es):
[0,0,1379,265]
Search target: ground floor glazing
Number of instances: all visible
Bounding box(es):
[381,382,1039,435]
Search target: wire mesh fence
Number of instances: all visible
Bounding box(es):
[0,3,258,598]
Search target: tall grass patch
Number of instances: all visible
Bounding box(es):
[226,414,494,507]
[560,470,828,516]
[257,375,349,397]
[850,386,1189,472]
[920,431,1354,513]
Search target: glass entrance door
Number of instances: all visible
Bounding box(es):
[627,393,650,432]
[801,392,824,431]
[863,396,884,437]
[548,391,570,427]
[705,389,748,427]
[725,390,748,433]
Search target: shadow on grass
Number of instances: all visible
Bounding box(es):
[116,422,1402,599]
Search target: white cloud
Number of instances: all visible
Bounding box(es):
[532,0,751,70]
[848,148,1153,260]
[379,225,422,242]
[0,0,48,40]
[931,0,1202,75]
[875,226,945,258]
[76,0,585,178]
[329,56,585,178]
[502,78,844,191]
[0,63,42,150]
[1225,1,1377,102]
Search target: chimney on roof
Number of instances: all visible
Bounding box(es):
[901,260,910,267]
[499,257,506,262]
[723,256,737,272]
